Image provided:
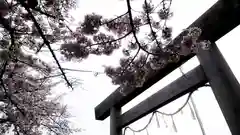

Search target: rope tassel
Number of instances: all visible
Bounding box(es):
[180,109,184,115]
[188,102,196,120]
[161,114,168,128]
[171,116,177,132]
[146,129,149,135]
[155,113,160,128]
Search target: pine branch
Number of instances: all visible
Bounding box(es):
[126,0,159,56]
[19,1,73,89]
[144,0,163,50]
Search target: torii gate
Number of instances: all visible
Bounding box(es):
[94,1,240,135]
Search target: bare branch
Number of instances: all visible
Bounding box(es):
[61,67,103,74]
[35,73,63,81]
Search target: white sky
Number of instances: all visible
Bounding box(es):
[44,0,240,135]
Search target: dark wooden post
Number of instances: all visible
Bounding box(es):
[197,43,240,135]
[110,107,122,135]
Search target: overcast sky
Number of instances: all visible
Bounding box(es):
[47,0,240,135]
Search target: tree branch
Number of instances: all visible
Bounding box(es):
[126,0,159,56]
[33,8,56,18]
[0,79,26,117]
[0,118,9,123]
[41,124,61,135]
[19,1,73,89]
[35,73,63,81]
[121,47,140,75]
[88,31,132,47]
[144,0,163,50]
[0,16,15,80]
[61,67,103,74]
[100,12,128,26]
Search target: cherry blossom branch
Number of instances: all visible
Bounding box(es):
[88,31,132,47]
[87,22,150,48]
[121,47,141,75]
[100,12,128,26]
[33,8,56,18]
[19,1,73,89]
[0,16,15,79]
[42,124,61,135]
[0,79,26,116]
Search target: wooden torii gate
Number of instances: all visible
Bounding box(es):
[94,0,240,135]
